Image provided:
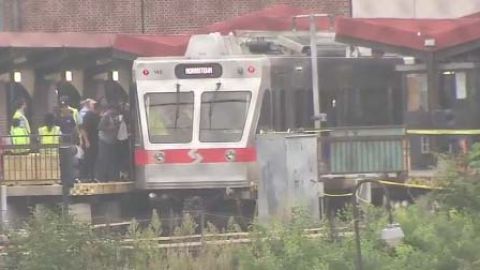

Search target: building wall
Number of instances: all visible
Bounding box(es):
[353,0,480,18]
[3,0,350,33]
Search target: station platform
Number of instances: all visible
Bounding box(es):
[5,182,135,197]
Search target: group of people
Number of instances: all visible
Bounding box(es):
[9,96,130,183]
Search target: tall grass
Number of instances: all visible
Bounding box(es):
[4,198,480,270]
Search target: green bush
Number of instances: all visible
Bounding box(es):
[5,207,116,270]
[6,149,480,270]
[5,204,480,270]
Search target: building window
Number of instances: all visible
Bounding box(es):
[406,73,428,112]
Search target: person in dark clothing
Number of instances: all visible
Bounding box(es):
[57,106,76,136]
[96,106,120,182]
[79,103,100,182]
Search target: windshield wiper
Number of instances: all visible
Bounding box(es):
[208,82,222,129]
[174,83,181,129]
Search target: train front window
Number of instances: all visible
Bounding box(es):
[144,92,194,143]
[200,91,251,142]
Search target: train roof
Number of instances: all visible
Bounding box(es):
[134,55,268,64]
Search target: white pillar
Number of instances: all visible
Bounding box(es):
[0,185,7,227]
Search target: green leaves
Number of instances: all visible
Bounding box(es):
[6,161,480,270]
[5,207,115,270]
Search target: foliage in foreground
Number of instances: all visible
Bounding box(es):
[5,146,480,269]
[4,202,480,270]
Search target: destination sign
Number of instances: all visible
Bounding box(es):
[175,63,222,79]
[185,67,213,75]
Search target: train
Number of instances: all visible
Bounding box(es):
[130,33,402,211]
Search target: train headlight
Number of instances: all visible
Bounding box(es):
[225,149,237,162]
[154,151,166,163]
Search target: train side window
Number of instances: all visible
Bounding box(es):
[257,90,273,131]
[144,92,194,143]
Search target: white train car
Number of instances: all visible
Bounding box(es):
[133,35,270,207]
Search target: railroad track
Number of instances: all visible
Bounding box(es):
[117,227,353,249]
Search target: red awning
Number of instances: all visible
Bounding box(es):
[0,32,189,57]
[336,17,480,52]
[113,34,189,56]
[202,4,333,34]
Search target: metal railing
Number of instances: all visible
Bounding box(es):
[0,134,74,184]
[0,130,475,185]
[320,129,478,175]
[320,135,408,175]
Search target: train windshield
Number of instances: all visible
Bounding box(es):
[200,91,251,142]
[144,92,194,143]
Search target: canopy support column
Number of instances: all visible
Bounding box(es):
[425,53,439,112]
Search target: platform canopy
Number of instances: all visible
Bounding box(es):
[0,32,189,56]
[335,15,480,59]
[0,32,190,75]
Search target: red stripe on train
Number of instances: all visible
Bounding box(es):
[135,147,256,165]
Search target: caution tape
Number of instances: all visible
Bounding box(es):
[407,129,480,135]
[262,128,480,136]
[323,179,442,197]
[378,180,442,190]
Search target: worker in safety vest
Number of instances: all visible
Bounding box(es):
[60,96,80,126]
[10,118,30,153]
[12,98,30,134]
[38,113,62,155]
[148,112,168,136]
[145,96,167,136]
[38,113,62,145]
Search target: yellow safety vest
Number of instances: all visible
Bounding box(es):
[68,106,80,126]
[148,111,168,136]
[10,126,30,154]
[38,126,61,145]
[13,110,31,134]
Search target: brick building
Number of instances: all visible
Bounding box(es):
[2,0,350,33]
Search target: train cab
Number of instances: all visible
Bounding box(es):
[133,56,270,193]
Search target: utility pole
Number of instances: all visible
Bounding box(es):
[292,14,328,130]
[309,14,321,130]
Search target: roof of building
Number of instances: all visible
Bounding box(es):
[202,4,333,34]
[335,16,480,56]
[0,32,190,56]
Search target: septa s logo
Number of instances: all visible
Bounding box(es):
[188,149,203,164]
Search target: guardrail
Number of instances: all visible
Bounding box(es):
[0,129,477,186]
[0,135,74,185]
[321,135,408,175]
[319,128,479,175]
